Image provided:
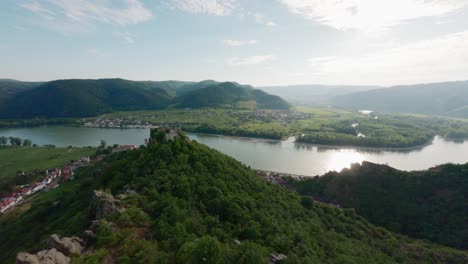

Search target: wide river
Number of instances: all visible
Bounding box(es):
[1,126,468,176]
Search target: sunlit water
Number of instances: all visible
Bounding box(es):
[1,126,468,176]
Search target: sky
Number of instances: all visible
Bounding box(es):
[1,0,468,86]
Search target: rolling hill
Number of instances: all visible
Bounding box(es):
[0,79,42,104]
[0,79,290,118]
[175,82,291,110]
[1,130,467,263]
[291,161,468,249]
[331,81,468,117]
[0,79,173,118]
[260,84,381,105]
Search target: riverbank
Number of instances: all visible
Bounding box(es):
[3,106,468,149]
[2,125,468,176]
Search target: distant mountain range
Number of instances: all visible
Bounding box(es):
[260,84,382,105]
[2,78,467,118]
[330,81,468,118]
[0,79,290,118]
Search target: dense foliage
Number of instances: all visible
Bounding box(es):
[0,79,42,104]
[0,79,173,118]
[0,79,290,118]
[331,81,468,118]
[1,134,467,263]
[291,161,468,249]
[295,110,468,148]
[174,82,291,110]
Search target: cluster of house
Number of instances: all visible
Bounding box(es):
[0,156,91,214]
[255,170,305,192]
[84,118,156,129]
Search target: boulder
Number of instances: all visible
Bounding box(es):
[90,190,124,220]
[16,249,70,264]
[47,234,84,256]
[36,249,70,264]
[16,252,39,264]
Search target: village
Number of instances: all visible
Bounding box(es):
[0,156,94,214]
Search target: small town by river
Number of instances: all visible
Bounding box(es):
[1,126,468,176]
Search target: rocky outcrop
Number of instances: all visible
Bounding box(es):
[16,252,39,264]
[89,190,124,220]
[16,249,70,264]
[47,234,84,256]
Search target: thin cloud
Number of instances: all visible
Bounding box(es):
[306,31,468,84]
[280,0,468,32]
[252,12,277,26]
[115,31,135,44]
[223,39,257,46]
[14,26,27,31]
[86,48,105,56]
[165,0,238,16]
[20,0,153,27]
[227,54,276,66]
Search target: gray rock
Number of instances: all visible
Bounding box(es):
[16,249,70,264]
[36,249,70,264]
[16,252,39,264]
[90,190,124,220]
[47,234,84,256]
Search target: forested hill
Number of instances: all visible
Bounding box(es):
[331,81,468,117]
[0,79,42,104]
[174,82,291,109]
[0,79,290,118]
[291,161,468,249]
[0,79,173,118]
[1,130,467,263]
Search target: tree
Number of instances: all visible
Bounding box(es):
[9,137,22,146]
[100,139,107,148]
[22,139,32,147]
[0,136,7,146]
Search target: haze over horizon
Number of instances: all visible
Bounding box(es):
[1,0,468,86]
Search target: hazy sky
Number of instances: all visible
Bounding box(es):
[1,0,468,86]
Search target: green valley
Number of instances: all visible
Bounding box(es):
[1,130,467,263]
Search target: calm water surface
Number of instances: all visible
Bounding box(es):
[1,126,467,176]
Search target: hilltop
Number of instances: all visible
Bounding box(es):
[175,82,290,110]
[1,130,467,263]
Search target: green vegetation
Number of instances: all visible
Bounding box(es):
[0,79,42,104]
[0,79,289,118]
[0,146,95,196]
[290,161,468,249]
[89,106,468,146]
[1,132,467,263]
[0,146,94,179]
[174,82,290,110]
[331,80,468,118]
[0,79,173,118]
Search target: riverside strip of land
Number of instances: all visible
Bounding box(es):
[78,107,468,148]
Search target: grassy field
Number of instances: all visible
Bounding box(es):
[0,146,95,179]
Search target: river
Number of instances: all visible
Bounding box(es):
[1,126,467,176]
